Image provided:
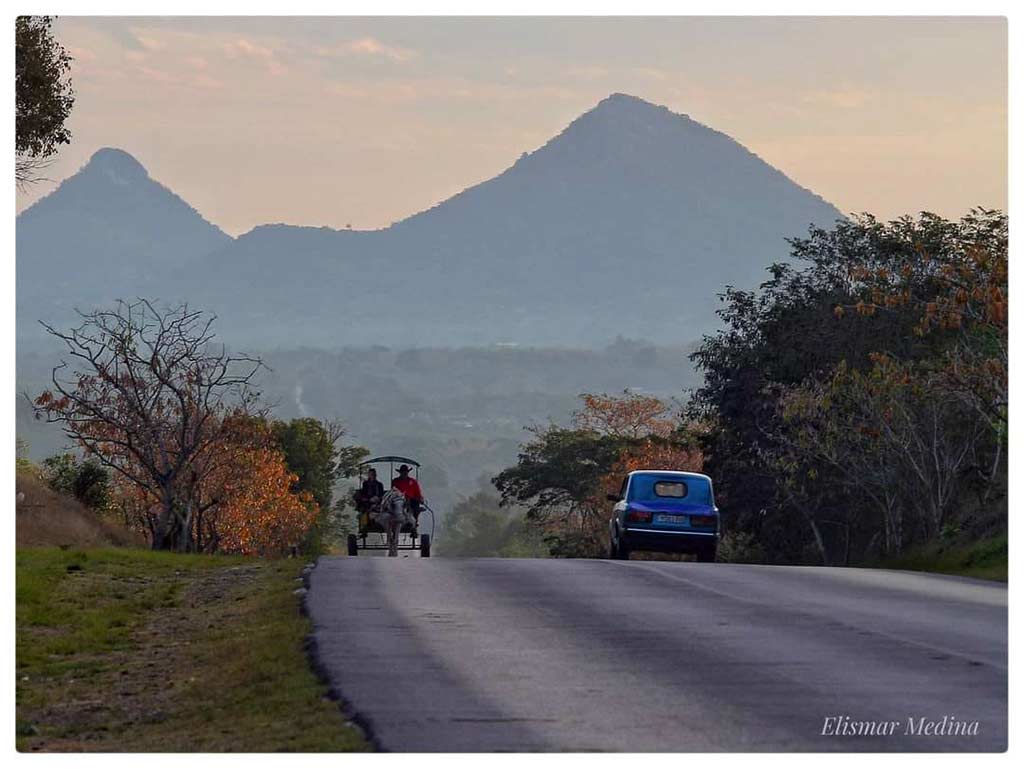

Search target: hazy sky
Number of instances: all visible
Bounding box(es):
[16,16,1007,236]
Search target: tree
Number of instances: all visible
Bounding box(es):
[494,392,702,556]
[109,414,319,555]
[573,390,676,439]
[40,452,111,511]
[494,426,623,556]
[197,418,317,556]
[270,417,367,553]
[441,489,546,558]
[16,439,34,473]
[690,210,1007,565]
[16,16,74,187]
[272,418,338,509]
[838,209,1007,431]
[33,300,264,551]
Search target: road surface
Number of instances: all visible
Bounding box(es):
[307,557,1007,751]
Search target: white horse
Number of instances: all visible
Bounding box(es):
[372,488,414,557]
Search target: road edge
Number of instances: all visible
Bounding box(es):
[300,558,383,752]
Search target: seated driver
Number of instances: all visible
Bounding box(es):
[354,468,385,512]
[391,464,424,521]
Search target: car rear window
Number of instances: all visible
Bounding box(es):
[629,475,712,505]
[654,481,687,497]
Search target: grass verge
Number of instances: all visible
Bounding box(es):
[874,535,1007,582]
[16,547,368,752]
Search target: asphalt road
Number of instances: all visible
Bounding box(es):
[307,557,1007,752]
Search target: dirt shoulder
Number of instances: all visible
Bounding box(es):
[16,548,368,752]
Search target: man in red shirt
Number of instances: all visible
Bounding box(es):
[392,464,424,521]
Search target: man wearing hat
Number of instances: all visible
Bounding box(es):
[392,464,425,521]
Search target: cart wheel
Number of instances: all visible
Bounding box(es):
[420,534,431,558]
[347,534,358,556]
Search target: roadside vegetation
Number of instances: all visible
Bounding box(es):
[30,299,366,556]
[494,390,704,556]
[16,548,367,751]
[873,535,1007,582]
[690,210,1006,568]
[16,298,372,748]
[494,210,1007,575]
[439,489,548,557]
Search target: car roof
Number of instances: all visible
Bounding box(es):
[627,470,712,482]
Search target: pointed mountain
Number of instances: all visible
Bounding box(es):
[189,93,842,347]
[19,96,843,348]
[17,148,231,337]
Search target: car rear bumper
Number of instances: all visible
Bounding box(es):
[622,527,718,553]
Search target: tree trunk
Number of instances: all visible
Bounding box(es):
[152,489,175,551]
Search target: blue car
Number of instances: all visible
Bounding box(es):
[607,470,720,562]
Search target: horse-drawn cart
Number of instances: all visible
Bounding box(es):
[347,455,434,557]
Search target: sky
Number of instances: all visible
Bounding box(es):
[15,16,1008,236]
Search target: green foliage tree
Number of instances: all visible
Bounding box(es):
[40,452,111,511]
[271,418,337,509]
[494,391,703,557]
[16,16,74,186]
[271,417,368,553]
[690,210,1007,565]
[493,427,625,556]
[440,489,546,558]
[16,438,34,474]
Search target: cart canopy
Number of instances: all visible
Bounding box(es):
[358,456,421,468]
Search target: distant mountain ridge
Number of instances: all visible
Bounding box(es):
[17,94,843,347]
[17,147,231,336]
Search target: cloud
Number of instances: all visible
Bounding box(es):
[224,38,276,60]
[137,66,181,85]
[315,37,415,62]
[221,38,287,76]
[132,31,167,51]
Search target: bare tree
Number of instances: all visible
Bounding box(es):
[32,299,264,551]
[15,155,54,189]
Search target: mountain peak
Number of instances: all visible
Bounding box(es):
[531,93,704,159]
[83,147,150,185]
[582,92,687,123]
[597,92,662,109]
[500,93,706,176]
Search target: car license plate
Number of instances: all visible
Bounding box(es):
[654,514,689,525]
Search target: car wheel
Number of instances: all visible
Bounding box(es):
[608,536,618,559]
[615,538,631,560]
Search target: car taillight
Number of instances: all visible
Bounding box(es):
[691,515,716,528]
[625,509,652,523]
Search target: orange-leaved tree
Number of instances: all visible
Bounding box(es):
[108,414,318,556]
[573,390,677,439]
[501,390,703,556]
[837,208,1007,430]
[32,300,265,551]
[204,447,316,556]
[574,389,703,502]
